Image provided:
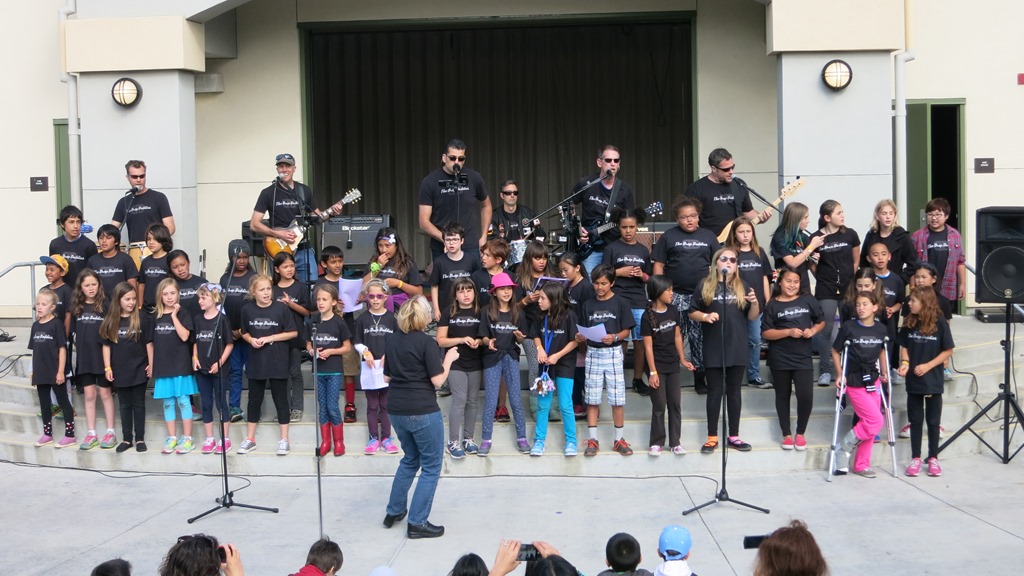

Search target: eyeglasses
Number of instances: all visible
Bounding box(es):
[366,293,387,300]
[715,164,736,172]
[926,212,947,219]
[443,237,462,244]
[677,213,699,221]
[128,174,146,179]
[447,155,466,162]
[501,190,519,196]
[602,158,621,164]
[718,255,738,263]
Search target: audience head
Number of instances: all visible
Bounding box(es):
[91,558,132,576]
[752,520,829,576]
[305,538,344,576]
[525,555,578,576]
[159,534,223,576]
[449,552,489,576]
[605,532,643,572]
[658,525,693,561]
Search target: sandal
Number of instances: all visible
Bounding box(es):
[700,436,718,454]
[115,441,132,453]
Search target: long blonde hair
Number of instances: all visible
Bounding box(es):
[869,199,899,233]
[154,277,179,318]
[699,247,747,310]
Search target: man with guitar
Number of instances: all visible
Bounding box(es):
[573,145,635,274]
[250,153,344,283]
[684,148,772,239]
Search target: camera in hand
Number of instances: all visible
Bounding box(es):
[218,546,227,562]
[743,534,768,549]
[517,543,539,561]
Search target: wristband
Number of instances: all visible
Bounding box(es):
[104,366,112,371]
[398,280,404,289]
[702,313,708,322]
[900,360,910,365]
[649,371,658,376]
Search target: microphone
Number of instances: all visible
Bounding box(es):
[310,312,322,323]
[276,174,285,182]
[720,267,729,279]
[602,169,613,179]
[126,186,139,196]
[453,163,462,175]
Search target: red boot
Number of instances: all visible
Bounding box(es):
[333,422,345,456]
[319,424,332,457]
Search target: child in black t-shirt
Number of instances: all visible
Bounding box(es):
[436,277,484,458]
[642,275,694,456]
[40,254,73,416]
[88,224,139,297]
[898,287,955,478]
[364,226,423,312]
[831,290,888,477]
[192,283,233,454]
[101,281,154,453]
[48,205,96,285]
[478,272,528,455]
[429,222,481,321]
[354,279,399,455]
[137,223,172,313]
[602,207,653,394]
[238,274,299,456]
[559,251,594,418]
[810,199,861,385]
[29,289,73,448]
[531,282,579,456]
[866,242,905,378]
[578,264,636,456]
[308,283,352,457]
[273,252,311,424]
[70,269,115,450]
[761,267,825,451]
[220,239,256,422]
[152,278,199,455]
[475,238,514,421]
[318,245,361,423]
[725,217,773,388]
[517,240,557,421]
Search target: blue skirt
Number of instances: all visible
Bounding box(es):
[153,375,199,399]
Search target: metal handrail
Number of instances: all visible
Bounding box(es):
[0,261,41,319]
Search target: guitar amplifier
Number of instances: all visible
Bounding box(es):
[240,221,266,258]
[322,214,392,265]
[636,221,674,252]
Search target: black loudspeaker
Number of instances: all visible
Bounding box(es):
[976,207,1024,304]
[322,214,392,267]
[241,221,266,259]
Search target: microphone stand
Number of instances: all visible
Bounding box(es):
[532,172,612,253]
[310,314,326,539]
[684,271,769,516]
[189,248,279,523]
[734,178,774,209]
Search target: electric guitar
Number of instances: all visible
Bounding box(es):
[716,178,806,244]
[578,201,664,258]
[263,188,362,258]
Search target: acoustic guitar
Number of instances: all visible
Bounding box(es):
[264,188,362,257]
[716,178,806,244]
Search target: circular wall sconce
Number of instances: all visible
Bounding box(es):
[821,60,853,91]
[111,77,142,108]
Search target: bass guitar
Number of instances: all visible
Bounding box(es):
[264,188,362,258]
[578,201,664,258]
[716,178,806,244]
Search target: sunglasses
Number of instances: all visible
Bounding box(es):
[366,293,387,300]
[128,174,146,179]
[447,155,466,162]
[501,190,519,196]
[718,256,738,263]
[602,158,621,164]
[715,164,736,172]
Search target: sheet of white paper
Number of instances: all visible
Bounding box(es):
[360,362,386,391]
[339,279,365,313]
[576,323,608,343]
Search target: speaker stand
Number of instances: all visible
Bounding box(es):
[939,303,1024,463]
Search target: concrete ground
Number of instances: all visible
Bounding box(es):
[2,450,1023,575]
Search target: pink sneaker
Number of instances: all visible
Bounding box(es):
[926,457,942,477]
[214,438,232,454]
[55,436,77,448]
[382,437,399,454]
[365,437,381,455]
[780,436,794,450]
[794,435,807,451]
[201,437,217,454]
[35,434,53,447]
[906,458,922,477]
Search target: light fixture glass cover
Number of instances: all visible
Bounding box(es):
[112,78,142,108]
[821,60,853,91]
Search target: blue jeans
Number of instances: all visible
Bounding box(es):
[295,246,318,284]
[582,250,604,277]
[386,411,444,526]
[316,374,342,425]
[228,340,250,409]
[747,313,763,382]
[533,376,576,445]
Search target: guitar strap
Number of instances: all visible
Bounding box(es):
[603,180,622,224]
[729,180,744,219]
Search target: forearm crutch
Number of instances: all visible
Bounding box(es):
[879,336,898,477]
[826,340,850,482]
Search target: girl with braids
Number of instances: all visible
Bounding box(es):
[641,274,694,456]
[364,226,423,312]
[688,247,760,454]
[602,206,653,395]
[898,287,954,477]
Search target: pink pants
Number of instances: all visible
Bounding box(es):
[846,384,883,472]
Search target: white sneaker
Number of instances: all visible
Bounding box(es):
[276,439,290,456]
[672,445,687,455]
[237,438,256,454]
[898,424,911,438]
[649,445,662,456]
[817,373,832,386]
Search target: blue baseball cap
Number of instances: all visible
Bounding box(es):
[659,525,692,560]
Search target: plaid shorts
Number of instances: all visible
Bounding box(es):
[585,346,625,407]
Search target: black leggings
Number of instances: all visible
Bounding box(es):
[706,366,744,437]
[771,368,814,436]
[649,371,682,447]
[196,372,230,424]
[247,378,289,425]
[118,383,147,442]
[907,392,943,460]
[37,384,75,438]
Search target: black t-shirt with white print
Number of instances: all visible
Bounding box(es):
[897,316,954,395]
[353,310,397,359]
[602,239,652,308]
[809,228,860,299]
[103,315,154,388]
[529,311,579,379]
[308,314,351,375]
[240,300,296,380]
[580,293,635,349]
[761,294,824,371]
[652,226,719,295]
[29,317,67,386]
[150,311,194,378]
[439,307,483,372]
[479,307,527,368]
[689,279,752,368]
[429,253,481,314]
[832,320,887,388]
[640,306,683,374]
[193,312,232,373]
[139,254,170,309]
[72,302,108,376]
